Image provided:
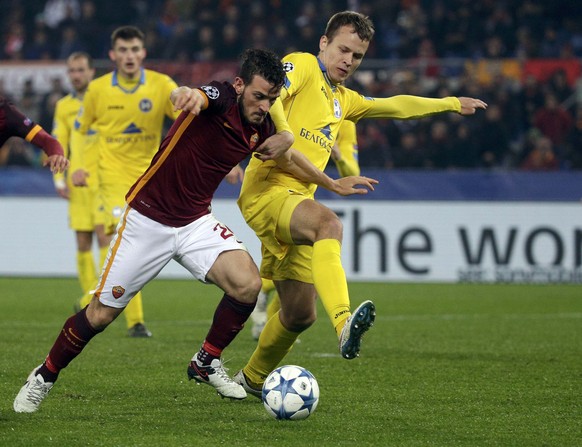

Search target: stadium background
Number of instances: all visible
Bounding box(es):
[1,0,581,282]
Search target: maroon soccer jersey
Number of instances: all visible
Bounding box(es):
[126,81,276,227]
[0,95,41,146]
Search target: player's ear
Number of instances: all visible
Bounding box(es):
[108,49,115,62]
[319,35,328,52]
[233,77,244,95]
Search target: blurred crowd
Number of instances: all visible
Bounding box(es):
[1,0,581,171]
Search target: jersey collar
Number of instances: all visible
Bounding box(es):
[112,68,145,93]
[317,57,337,92]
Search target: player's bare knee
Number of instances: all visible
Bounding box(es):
[318,212,343,241]
[231,275,262,304]
[86,297,120,330]
[280,309,316,332]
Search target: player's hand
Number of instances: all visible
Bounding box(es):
[254,131,294,161]
[44,154,69,174]
[458,97,488,115]
[331,176,378,196]
[171,87,205,116]
[71,169,89,187]
[225,164,244,184]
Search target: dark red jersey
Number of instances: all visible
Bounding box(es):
[0,95,42,147]
[126,81,276,227]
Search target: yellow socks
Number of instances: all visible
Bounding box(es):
[261,278,276,294]
[243,312,300,386]
[124,291,145,329]
[77,250,97,295]
[77,250,97,308]
[312,239,351,337]
[266,292,281,320]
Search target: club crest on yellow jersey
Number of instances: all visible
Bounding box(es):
[139,99,152,112]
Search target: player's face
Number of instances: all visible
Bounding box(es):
[236,75,281,125]
[67,58,94,93]
[109,38,146,79]
[319,25,369,84]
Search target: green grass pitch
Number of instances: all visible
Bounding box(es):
[0,277,580,446]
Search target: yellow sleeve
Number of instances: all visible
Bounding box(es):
[75,85,96,135]
[333,120,360,177]
[51,100,69,184]
[163,76,181,120]
[347,94,461,121]
[269,97,293,134]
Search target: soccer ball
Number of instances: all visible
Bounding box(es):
[262,365,319,420]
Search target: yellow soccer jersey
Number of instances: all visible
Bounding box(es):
[333,119,360,177]
[52,93,98,190]
[75,68,179,185]
[241,52,461,198]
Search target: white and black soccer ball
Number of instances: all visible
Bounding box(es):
[262,365,319,420]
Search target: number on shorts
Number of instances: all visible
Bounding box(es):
[213,223,235,240]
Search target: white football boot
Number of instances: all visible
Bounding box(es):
[187,358,246,400]
[14,365,54,413]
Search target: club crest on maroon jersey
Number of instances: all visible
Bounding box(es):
[250,133,259,149]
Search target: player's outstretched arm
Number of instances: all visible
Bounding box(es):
[331,176,378,196]
[170,86,206,116]
[275,149,378,196]
[31,128,69,174]
[43,154,69,174]
[254,130,294,161]
[458,97,488,115]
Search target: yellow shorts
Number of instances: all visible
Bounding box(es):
[101,180,134,235]
[238,183,313,283]
[68,185,105,231]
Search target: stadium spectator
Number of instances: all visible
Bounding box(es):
[533,92,574,148]
[520,135,559,171]
[18,79,41,124]
[56,25,86,60]
[38,77,67,131]
[40,0,81,31]
[3,22,26,60]
[76,0,107,58]
[1,0,581,171]
[475,103,512,168]
[23,26,54,60]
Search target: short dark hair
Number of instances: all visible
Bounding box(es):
[110,26,145,48]
[324,11,375,42]
[67,51,94,68]
[239,49,285,90]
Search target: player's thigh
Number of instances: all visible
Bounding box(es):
[207,249,261,301]
[287,199,341,244]
[97,207,174,308]
[262,243,313,284]
[175,214,259,290]
[101,182,132,235]
[69,186,95,232]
